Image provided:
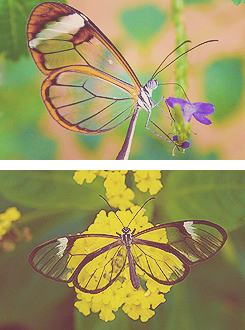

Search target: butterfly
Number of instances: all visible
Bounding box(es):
[26,1,190,155]
[28,200,227,293]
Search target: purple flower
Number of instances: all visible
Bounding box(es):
[166,97,215,125]
[173,135,190,149]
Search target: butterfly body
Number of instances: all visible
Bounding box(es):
[137,79,158,113]
[120,227,140,289]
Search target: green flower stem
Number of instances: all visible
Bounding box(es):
[171,104,191,144]
[171,0,190,148]
[171,0,188,97]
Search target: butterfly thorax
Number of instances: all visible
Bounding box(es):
[137,78,158,112]
[121,227,132,248]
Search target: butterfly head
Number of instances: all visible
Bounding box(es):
[122,227,136,236]
[146,78,158,91]
[122,227,131,235]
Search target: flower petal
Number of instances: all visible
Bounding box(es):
[192,102,214,125]
[193,102,215,115]
[166,97,188,109]
[193,113,212,125]
[181,141,190,148]
[166,97,215,125]
[166,97,195,123]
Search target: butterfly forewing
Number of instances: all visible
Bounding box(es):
[163,220,227,264]
[28,237,77,282]
[29,234,120,284]
[27,2,140,87]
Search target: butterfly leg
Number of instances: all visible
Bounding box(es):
[144,109,173,143]
[152,96,174,121]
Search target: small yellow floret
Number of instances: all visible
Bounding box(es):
[0,207,21,240]
[73,170,99,184]
[133,171,163,195]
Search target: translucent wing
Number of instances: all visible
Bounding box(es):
[26,2,139,133]
[41,66,137,133]
[28,234,121,285]
[26,2,140,87]
[131,242,189,284]
[132,220,227,284]
[72,243,127,293]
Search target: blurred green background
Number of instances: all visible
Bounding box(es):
[0,0,245,159]
[0,170,244,329]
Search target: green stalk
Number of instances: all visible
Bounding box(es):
[171,0,188,97]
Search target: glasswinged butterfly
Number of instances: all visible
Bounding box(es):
[28,198,227,293]
[26,2,215,159]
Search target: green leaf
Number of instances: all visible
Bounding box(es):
[120,5,167,45]
[0,171,106,210]
[0,0,67,62]
[0,0,30,61]
[230,0,242,5]
[0,235,75,330]
[153,232,245,330]
[204,58,244,121]
[0,57,58,160]
[161,171,245,231]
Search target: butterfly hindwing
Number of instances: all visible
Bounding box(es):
[41,66,136,133]
[131,241,190,284]
[72,242,127,293]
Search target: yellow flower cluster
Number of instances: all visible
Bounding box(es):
[0,207,21,240]
[70,206,172,322]
[103,171,135,210]
[74,170,134,210]
[73,170,163,210]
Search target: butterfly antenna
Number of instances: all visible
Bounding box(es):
[127,197,155,227]
[152,39,218,78]
[99,195,124,227]
[151,40,191,79]
[158,82,190,101]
